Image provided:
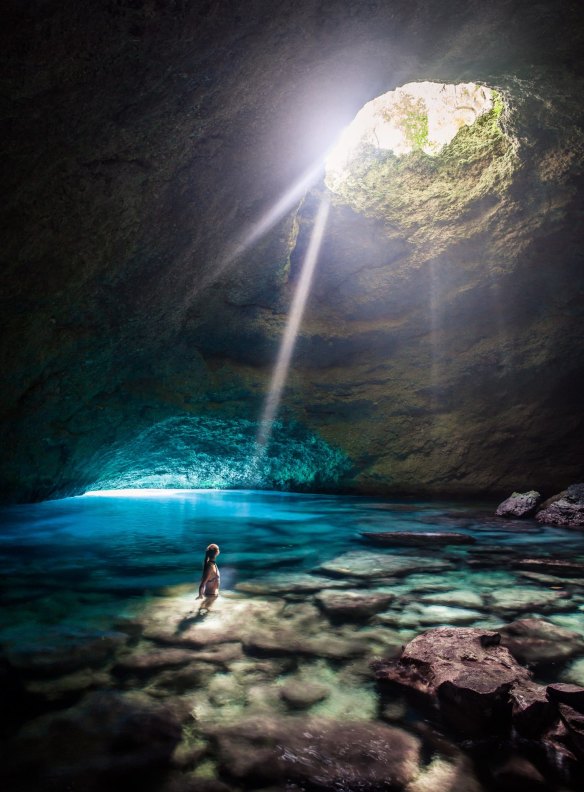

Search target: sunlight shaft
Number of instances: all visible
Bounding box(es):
[257,196,330,449]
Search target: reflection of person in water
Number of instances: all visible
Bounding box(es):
[198,543,220,601]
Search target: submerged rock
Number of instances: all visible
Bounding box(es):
[498,618,584,666]
[514,557,584,577]
[488,586,570,615]
[235,573,348,595]
[360,531,475,546]
[318,551,453,579]
[279,680,330,709]
[536,483,584,528]
[496,491,542,518]
[243,628,364,660]
[204,715,421,789]
[315,589,395,622]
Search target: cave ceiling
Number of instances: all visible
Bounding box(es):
[1,0,583,502]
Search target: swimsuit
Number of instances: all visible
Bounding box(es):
[203,563,220,595]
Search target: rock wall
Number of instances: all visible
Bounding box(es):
[1,0,583,501]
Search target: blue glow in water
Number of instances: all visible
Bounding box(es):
[1,489,583,650]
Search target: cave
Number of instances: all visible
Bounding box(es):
[1,1,584,790]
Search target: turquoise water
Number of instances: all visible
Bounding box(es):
[1,490,583,791]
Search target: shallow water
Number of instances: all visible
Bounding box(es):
[1,489,583,791]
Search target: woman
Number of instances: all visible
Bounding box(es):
[198,543,220,599]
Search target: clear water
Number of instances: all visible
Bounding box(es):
[1,489,583,791]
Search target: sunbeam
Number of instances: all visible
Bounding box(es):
[256,196,331,451]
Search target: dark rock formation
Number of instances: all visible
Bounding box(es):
[514,557,584,576]
[203,715,421,789]
[496,490,542,518]
[373,626,584,782]
[536,484,584,528]
[1,1,584,502]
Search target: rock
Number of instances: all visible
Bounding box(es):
[318,551,453,579]
[314,589,395,621]
[3,691,182,789]
[496,490,542,518]
[421,590,484,609]
[490,756,547,791]
[488,586,570,615]
[279,680,330,709]
[113,647,197,675]
[547,683,584,712]
[147,661,219,693]
[498,618,584,666]
[413,605,484,626]
[536,483,584,528]
[373,627,536,736]
[406,755,486,792]
[243,628,364,660]
[204,715,421,788]
[360,531,476,546]
[558,703,584,758]
[235,573,348,595]
[514,558,584,576]
[24,668,113,703]
[509,680,555,736]
[4,630,128,677]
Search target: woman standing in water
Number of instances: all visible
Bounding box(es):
[198,543,220,600]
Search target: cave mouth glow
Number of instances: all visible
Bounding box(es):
[325,81,498,188]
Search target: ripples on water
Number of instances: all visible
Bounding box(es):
[1,490,583,791]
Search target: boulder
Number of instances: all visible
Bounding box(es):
[373,627,536,736]
[536,483,584,528]
[488,586,570,615]
[547,682,584,711]
[279,680,330,709]
[498,618,584,667]
[113,648,197,675]
[204,715,421,789]
[360,531,476,546]
[318,551,453,579]
[558,703,584,758]
[496,491,542,518]
[315,589,395,621]
[243,628,364,660]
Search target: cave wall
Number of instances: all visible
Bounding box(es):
[1,0,583,501]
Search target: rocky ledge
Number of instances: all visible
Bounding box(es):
[373,627,584,784]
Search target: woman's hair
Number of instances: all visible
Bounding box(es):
[203,543,220,567]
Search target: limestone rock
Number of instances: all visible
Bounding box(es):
[373,627,535,736]
[243,628,364,660]
[315,589,395,621]
[279,680,330,709]
[113,647,197,675]
[204,715,421,788]
[536,484,584,528]
[235,573,348,595]
[488,586,570,615]
[496,490,542,518]
[498,618,584,666]
[318,551,453,579]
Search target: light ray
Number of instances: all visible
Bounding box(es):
[256,196,331,451]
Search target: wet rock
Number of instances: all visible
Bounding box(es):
[509,680,554,736]
[373,627,535,736]
[114,647,197,675]
[514,557,584,576]
[279,680,330,709]
[235,573,348,595]
[3,690,182,789]
[315,589,395,621]
[421,589,484,609]
[243,628,364,660]
[498,618,584,666]
[547,682,584,711]
[24,668,113,703]
[318,551,453,579]
[496,490,542,518]
[4,629,127,677]
[360,531,476,546]
[148,661,218,693]
[536,483,584,528]
[204,715,421,789]
[412,604,484,626]
[558,703,584,758]
[488,586,570,615]
[490,756,547,791]
[517,570,584,587]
